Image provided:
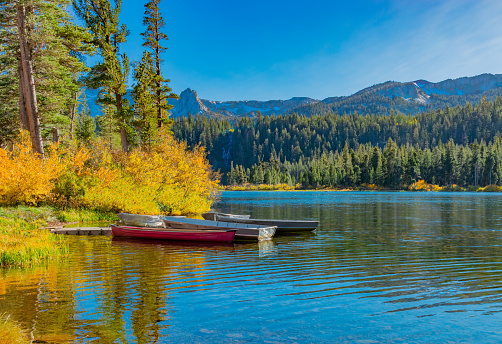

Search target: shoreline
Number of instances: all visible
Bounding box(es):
[0,206,117,267]
[221,189,491,192]
[221,184,502,193]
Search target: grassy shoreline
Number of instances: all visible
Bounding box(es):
[0,206,117,267]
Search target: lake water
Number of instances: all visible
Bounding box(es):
[2,191,502,343]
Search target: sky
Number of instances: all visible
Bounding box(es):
[110,0,502,101]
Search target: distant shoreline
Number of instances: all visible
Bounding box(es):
[221,182,502,193]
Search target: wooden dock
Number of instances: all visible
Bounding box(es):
[50,227,112,236]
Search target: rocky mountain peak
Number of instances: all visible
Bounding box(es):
[169,88,209,118]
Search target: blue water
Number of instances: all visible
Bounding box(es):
[2,191,502,343]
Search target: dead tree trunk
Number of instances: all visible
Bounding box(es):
[52,127,59,142]
[16,3,44,156]
[155,44,162,128]
[115,92,129,152]
[17,59,29,130]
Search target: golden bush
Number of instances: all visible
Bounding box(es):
[408,180,443,191]
[81,134,219,214]
[225,183,297,191]
[0,132,64,205]
[361,183,380,190]
[477,184,502,192]
[0,130,219,215]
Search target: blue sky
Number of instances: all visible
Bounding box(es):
[114,0,502,101]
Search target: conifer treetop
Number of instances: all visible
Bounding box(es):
[141,0,167,56]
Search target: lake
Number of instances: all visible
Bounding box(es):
[2,191,502,343]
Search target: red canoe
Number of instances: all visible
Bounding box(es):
[110,225,237,243]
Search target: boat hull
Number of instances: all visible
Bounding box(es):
[111,225,236,243]
[161,216,276,241]
[202,212,251,221]
[214,215,318,233]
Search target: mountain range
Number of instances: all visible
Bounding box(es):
[85,73,502,119]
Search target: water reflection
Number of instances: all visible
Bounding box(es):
[2,192,502,342]
[110,236,236,251]
[0,261,77,343]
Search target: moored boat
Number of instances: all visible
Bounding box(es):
[202,212,250,220]
[160,216,276,241]
[111,224,237,243]
[204,212,319,233]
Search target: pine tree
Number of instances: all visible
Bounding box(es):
[132,51,157,148]
[141,0,178,128]
[256,165,264,184]
[95,97,120,149]
[75,91,96,145]
[0,5,19,146]
[73,0,131,152]
[0,0,93,153]
[31,8,93,138]
[342,142,354,185]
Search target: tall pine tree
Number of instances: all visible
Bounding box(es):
[141,0,178,129]
[132,51,156,148]
[73,0,132,152]
[75,91,96,146]
[0,2,19,146]
[0,0,93,153]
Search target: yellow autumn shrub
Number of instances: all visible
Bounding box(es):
[477,184,502,192]
[408,180,443,191]
[361,183,380,190]
[0,130,219,215]
[78,132,219,215]
[0,132,64,206]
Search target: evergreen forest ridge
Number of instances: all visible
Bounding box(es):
[172,96,502,189]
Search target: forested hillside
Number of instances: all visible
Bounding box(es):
[292,84,502,117]
[172,96,502,188]
[293,74,502,117]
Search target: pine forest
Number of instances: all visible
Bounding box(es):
[172,97,502,189]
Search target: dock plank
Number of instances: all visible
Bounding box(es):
[50,227,112,236]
